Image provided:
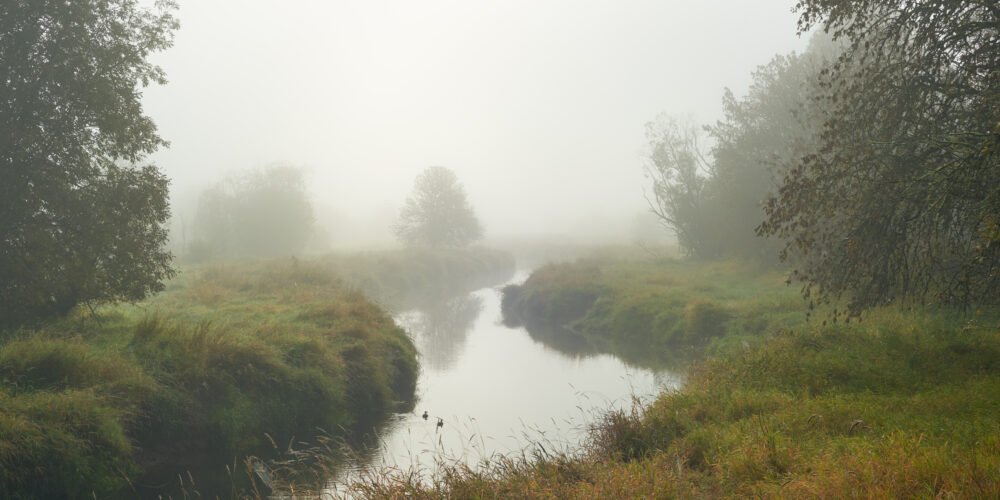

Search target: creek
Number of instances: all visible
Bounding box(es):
[326,271,682,494]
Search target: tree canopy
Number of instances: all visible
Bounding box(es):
[0,0,179,329]
[393,166,483,248]
[760,0,1000,313]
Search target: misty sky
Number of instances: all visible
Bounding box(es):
[142,0,810,242]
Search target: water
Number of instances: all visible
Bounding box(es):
[327,272,681,493]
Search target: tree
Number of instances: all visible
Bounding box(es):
[393,166,483,248]
[643,117,716,258]
[706,34,837,261]
[644,35,836,260]
[0,0,179,329]
[188,166,315,261]
[760,0,1000,313]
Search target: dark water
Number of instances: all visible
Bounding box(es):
[326,272,681,493]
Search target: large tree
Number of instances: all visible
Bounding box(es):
[0,0,179,329]
[393,166,483,248]
[760,0,1000,313]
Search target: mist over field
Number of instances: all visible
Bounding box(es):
[141,0,808,247]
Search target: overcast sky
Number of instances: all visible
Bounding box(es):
[142,0,809,242]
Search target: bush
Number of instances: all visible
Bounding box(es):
[683,299,730,343]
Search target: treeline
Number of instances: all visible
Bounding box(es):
[650,0,1000,314]
[180,164,485,264]
[183,165,317,262]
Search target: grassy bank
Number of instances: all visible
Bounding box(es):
[501,253,801,368]
[0,258,418,497]
[350,254,1000,498]
[0,247,514,497]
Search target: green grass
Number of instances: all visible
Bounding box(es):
[502,254,803,368]
[347,253,1000,499]
[0,247,514,497]
[1,257,418,497]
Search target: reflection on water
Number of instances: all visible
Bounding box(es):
[327,273,682,494]
[397,293,484,371]
[518,322,700,373]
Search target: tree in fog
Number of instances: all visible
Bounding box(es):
[644,117,716,258]
[189,166,314,261]
[393,166,483,248]
[646,35,837,261]
[0,0,178,329]
[707,35,836,261]
[760,0,1000,313]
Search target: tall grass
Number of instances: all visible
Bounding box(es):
[0,258,417,497]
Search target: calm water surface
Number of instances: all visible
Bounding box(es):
[327,272,681,492]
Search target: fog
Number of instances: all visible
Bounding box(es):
[142,0,809,247]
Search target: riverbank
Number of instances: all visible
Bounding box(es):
[500,254,801,369]
[350,254,1000,498]
[0,247,514,497]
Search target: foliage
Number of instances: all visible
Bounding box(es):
[645,35,836,261]
[188,165,315,261]
[705,34,838,261]
[760,0,1000,313]
[0,0,179,329]
[393,166,483,248]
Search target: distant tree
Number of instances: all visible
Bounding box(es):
[645,35,837,261]
[706,34,837,261]
[188,166,315,261]
[643,117,716,258]
[0,0,179,329]
[760,0,1000,313]
[393,167,483,248]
